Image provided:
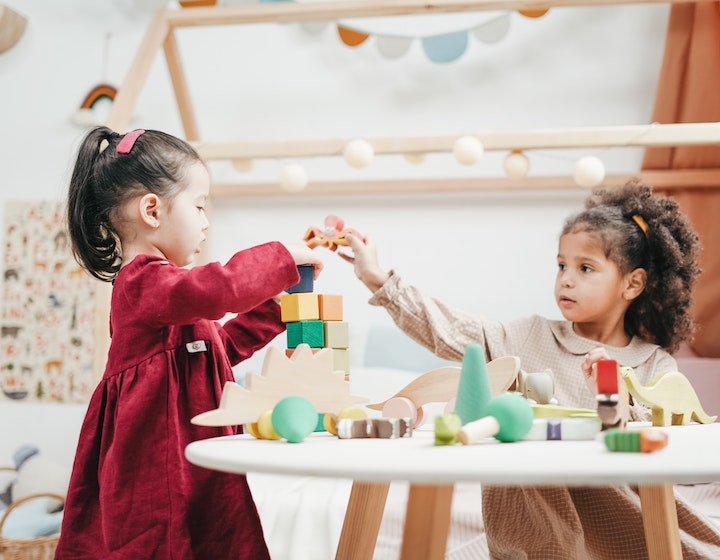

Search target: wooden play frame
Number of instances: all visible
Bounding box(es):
[93,0,720,370]
[103,0,720,197]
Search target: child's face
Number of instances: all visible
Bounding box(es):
[157,162,210,267]
[554,231,628,325]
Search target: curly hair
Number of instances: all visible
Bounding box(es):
[561,180,701,353]
[67,126,202,282]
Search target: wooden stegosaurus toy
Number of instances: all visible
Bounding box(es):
[192,344,368,427]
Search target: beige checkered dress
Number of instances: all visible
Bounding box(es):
[369,271,720,559]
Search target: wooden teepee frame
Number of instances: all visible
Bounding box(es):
[95,0,720,370]
[103,0,720,199]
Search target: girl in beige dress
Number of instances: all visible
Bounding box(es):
[340,181,720,559]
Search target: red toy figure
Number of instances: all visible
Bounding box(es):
[304,215,364,252]
[596,359,629,430]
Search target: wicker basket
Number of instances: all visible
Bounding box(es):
[0,490,65,560]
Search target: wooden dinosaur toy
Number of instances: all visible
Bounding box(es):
[366,356,520,428]
[191,344,368,427]
[620,366,717,426]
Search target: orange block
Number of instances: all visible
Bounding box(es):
[318,294,343,321]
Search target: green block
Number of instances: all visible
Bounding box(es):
[454,343,493,425]
[287,320,325,348]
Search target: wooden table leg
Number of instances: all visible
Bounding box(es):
[638,483,682,560]
[335,481,390,560]
[400,484,454,560]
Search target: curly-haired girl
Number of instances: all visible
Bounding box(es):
[341,180,719,558]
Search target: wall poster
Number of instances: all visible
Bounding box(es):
[1,201,96,403]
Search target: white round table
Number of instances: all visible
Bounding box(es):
[186,423,720,560]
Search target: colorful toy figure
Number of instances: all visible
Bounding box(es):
[304,215,364,252]
[596,359,629,430]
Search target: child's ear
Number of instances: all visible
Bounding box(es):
[138,193,161,229]
[625,268,647,301]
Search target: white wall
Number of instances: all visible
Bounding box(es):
[0,0,670,460]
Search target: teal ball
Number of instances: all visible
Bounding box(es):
[484,393,534,442]
[272,396,318,443]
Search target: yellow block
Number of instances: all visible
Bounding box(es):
[281,293,319,322]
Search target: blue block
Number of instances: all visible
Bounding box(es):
[286,264,315,294]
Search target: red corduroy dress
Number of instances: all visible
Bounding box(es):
[55,242,299,559]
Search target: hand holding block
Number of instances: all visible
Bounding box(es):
[459,393,533,444]
[286,264,315,294]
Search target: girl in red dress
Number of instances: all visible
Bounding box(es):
[55,126,323,559]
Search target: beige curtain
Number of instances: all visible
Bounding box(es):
[642,2,720,357]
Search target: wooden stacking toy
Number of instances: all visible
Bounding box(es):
[596,359,629,430]
[603,428,669,453]
[458,392,534,444]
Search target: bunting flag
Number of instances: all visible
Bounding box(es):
[248,0,549,64]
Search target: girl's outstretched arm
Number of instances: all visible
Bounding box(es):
[338,233,389,293]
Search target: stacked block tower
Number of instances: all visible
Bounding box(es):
[280,264,350,379]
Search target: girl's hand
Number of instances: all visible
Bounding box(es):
[338,233,389,293]
[581,347,612,396]
[283,244,324,279]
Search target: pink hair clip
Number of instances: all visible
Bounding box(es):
[116,129,145,154]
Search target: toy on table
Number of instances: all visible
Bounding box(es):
[454,343,494,425]
[620,366,717,426]
[518,368,558,405]
[523,417,601,441]
[434,412,463,445]
[603,428,669,453]
[368,355,519,428]
[458,393,534,444]
[191,344,369,441]
[531,404,598,418]
[595,359,629,430]
[304,214,364,252]
[336,417,413,439]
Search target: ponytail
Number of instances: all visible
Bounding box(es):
[67,127,123,281]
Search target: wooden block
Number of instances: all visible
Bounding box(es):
[287,320,325,348]
[286,264,315,294]
[332,348,350,373]
[318,294,343,321]
[280,293,319,322]
[285,347,323,359]
[325,321,349,349]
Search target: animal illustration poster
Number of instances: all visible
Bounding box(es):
[1,201,96,402]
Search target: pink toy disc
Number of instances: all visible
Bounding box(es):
[382,397,417,425]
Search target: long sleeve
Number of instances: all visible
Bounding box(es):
[368,269,530,362]
[116,242,299,328]
[218,300,284,366]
